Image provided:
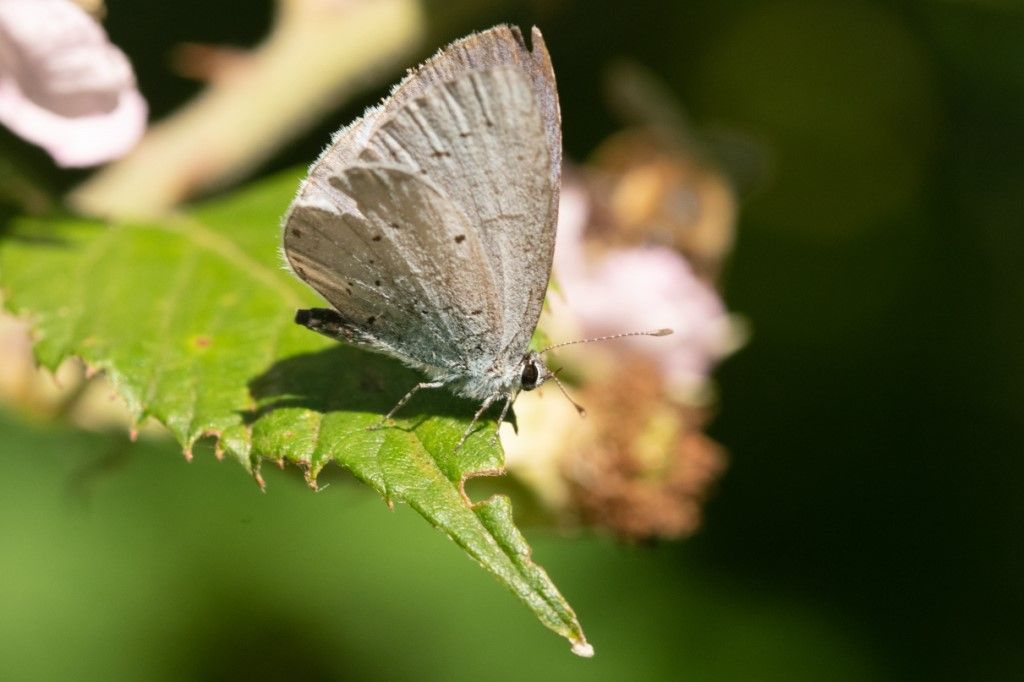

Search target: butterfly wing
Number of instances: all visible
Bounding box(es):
[284,164,504,380]
[359,59,558,367]
[283,25,560,383]
[362,26,561,367]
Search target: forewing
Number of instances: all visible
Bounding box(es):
[361,63,558,363]
[283,164,504,376]
[282,25,561,370]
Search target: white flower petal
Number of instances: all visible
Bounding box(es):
[0,0,146,167]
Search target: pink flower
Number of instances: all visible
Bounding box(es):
[0,0,146,167]
[548,181,737,398]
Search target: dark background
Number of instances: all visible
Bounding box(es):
[2,1,1022,679]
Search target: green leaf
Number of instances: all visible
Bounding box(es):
[0,171,591,656]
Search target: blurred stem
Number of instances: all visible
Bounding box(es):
[69,0,426,219]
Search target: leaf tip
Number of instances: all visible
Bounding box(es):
[304,468,320,491]
[182,446,194,462]
[571,640,595,658]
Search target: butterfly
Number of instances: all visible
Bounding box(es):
[282,25,668,444]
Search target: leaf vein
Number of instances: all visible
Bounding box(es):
[162,216,304,308]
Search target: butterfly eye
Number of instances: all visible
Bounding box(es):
[520,360,540,390]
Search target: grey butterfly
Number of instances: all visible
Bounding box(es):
[280,24,562,435]
[282,25,666,442]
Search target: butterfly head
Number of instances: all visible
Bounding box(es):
[518,351,552,392]
[516,351,586,417]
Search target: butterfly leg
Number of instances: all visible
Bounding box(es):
[494,393,515,436]
[369,381,445,430]
[455,394,498,451]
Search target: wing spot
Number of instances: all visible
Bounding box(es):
[431,150,451,158]
[471,309,482,315]
[459,131,472,138]
[388,223,400,230]
[367,316,376,325]
[291,228,303,238]
[372,235,382,241]
[454,234,466,244]
[375,279,381,286]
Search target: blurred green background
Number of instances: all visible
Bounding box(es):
[2,0,1022,679]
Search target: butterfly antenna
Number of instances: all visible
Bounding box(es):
[539,328,673,354]
[550,367,587,417]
